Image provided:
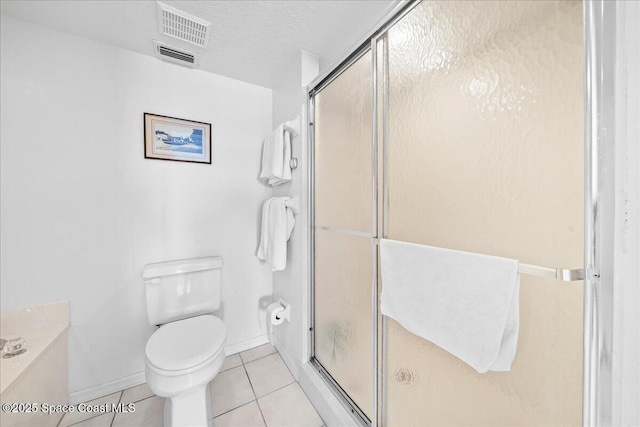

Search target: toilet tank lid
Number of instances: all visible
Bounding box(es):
[142,256,223,279]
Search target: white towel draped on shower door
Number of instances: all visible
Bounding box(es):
[380,239,520,373]
[256,197,295,271]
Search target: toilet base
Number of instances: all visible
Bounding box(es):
[145,348,225,427]
[163,385,212,427]
[144,314,226,427]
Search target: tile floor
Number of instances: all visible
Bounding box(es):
[58,344,325,427]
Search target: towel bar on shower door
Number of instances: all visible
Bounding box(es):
[370,238,592,282]
[517,263,593,281]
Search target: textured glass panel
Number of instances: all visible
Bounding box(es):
[384,1,583,425]
[315,51,373,233]
[314,229,373,418]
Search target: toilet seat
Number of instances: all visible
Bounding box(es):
[146,315,226,372]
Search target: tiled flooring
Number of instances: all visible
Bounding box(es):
[58,344,324,427]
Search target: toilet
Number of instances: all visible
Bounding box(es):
[142,256,226,427]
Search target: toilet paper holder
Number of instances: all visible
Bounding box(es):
[267,299,290,342]
[273,298,290,322]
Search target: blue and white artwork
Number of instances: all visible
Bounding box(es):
[154,122,204,154]
[144,113,211,164]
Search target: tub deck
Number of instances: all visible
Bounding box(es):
[0,301,69,427]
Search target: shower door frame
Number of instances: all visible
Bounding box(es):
[307,39,378,427]
[306,1,611,426]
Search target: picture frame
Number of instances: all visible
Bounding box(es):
[144,113,211,164]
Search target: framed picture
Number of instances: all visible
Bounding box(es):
[144,113,211,164]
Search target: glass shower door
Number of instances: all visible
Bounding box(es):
[383,1,584,425]
[310,1,585,425]
[312,50,374,421]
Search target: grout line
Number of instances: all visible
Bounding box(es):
[241,363,258,404]
[56,409,63,427]
[133,395,156,404]
[120,388,156,404]
[207,365,257,419]
[238,343,278,365]
[243,349,296,400]
[240,349,279,367]
[66,413,108,427]
[221,354,244,372]
[128,395,156,404]
[61,391,123,427]
[242,363,269,426]
[255,399,269,427]
[220,363,242,373]
[210,398,257,420]
[109,390,123,427]
[255,380,296,401]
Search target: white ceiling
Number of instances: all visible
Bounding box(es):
[0,0,398,88]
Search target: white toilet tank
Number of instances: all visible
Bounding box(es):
[143,256,223,326]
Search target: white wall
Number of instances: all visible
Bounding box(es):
[612,1,640,424]
[270,52,318,378]
[0,16,273,400]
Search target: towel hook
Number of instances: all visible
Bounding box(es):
[284,195,300,214]
[289,158,298,170]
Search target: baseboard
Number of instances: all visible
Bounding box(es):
[224,334,270,356]
[298,362,359,427]
[272,335,300,380]
[69,371,146,404]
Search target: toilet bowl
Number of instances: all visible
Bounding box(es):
[142,257,226,427]
[145,315,226,426]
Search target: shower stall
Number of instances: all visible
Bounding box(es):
[307,1,600,425]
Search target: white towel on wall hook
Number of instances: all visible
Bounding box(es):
[260,124,291,186]
[256,196,296,271]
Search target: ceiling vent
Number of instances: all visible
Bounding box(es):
[156,2,211,48]
[153,40,201,67]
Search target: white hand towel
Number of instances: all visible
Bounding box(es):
[380,239,520,373]
[256,197,295,271]
[259,133,275,181]
[269,129,291,185]
[256,197,273,259]
[259,124,292,186]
